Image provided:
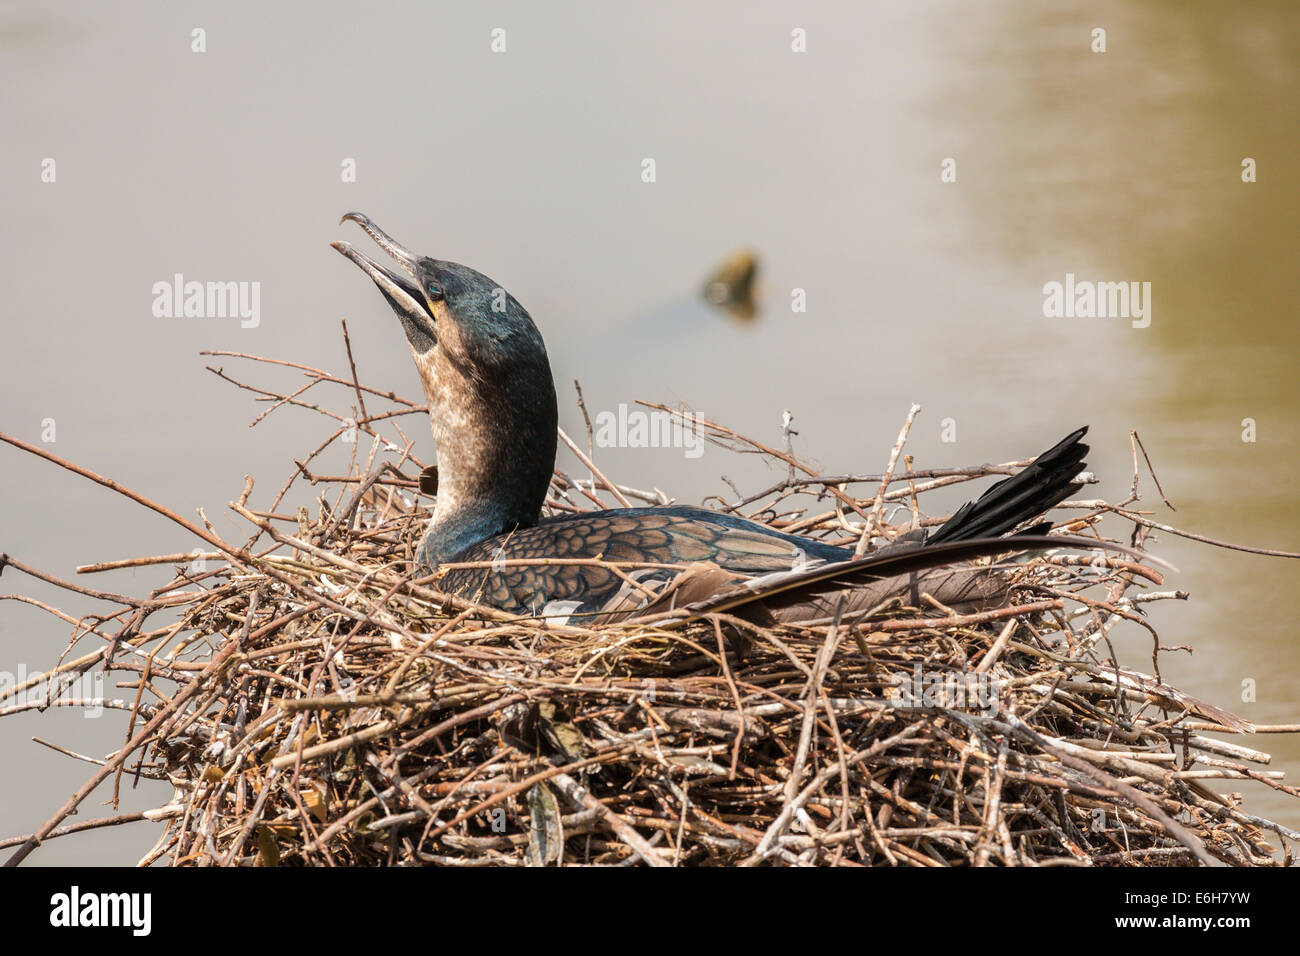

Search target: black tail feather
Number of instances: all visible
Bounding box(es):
[926,427,1089,545]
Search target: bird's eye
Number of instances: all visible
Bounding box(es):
[426,280,444,300]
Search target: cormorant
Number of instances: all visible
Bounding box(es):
[332,213,1111,624]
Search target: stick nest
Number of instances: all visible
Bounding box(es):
[4,341,1297,867]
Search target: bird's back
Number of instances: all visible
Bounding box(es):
[435,505,851,615]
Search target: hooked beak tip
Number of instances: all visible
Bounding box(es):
[335,212,418,274]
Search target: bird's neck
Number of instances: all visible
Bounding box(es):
[414,345,558,567]
[419,501,523,569]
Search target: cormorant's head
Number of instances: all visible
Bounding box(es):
[331,212,548,373]
[331,212,559,565]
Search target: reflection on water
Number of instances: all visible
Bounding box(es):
[0,0,1297,861]
[942,0,1300,828]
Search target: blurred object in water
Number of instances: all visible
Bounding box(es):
[702,249,759,321]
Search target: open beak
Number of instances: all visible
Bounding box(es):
[332,213,436,344]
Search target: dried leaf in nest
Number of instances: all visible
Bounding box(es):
[502,701,593,763]
[526,784,564,867]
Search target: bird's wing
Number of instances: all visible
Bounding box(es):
[437,510,833,614]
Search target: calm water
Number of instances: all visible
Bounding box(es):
[1,1,1297,863]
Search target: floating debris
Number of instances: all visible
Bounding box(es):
[702,249,759,321]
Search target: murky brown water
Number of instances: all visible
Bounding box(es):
[2,1,1297,863]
